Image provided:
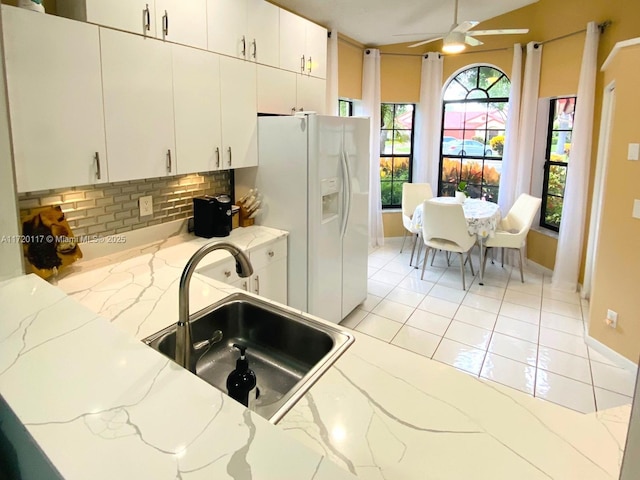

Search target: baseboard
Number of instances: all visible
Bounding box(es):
[585,334,638,371]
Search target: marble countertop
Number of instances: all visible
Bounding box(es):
[1,225,631,479]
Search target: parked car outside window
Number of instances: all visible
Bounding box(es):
[444,139,493,156]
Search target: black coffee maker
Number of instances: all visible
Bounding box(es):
[193,195,232,238]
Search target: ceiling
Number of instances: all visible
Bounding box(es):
[270,0,537,47]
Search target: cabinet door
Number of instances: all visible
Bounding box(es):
[2,6,107,192]
[172,45,222,174]
[155,0,207,49]
[100,29,176,182]
[219,57,257,169]
[256,65,296,115]
[304,21,327,79]
[246,0,279,67]
[296,75,327,114]
[252,257,287,304]
[86,0,156,37]
[279,8,306,74]
[207,0,248,58]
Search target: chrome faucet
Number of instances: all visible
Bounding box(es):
[176,241,253,372]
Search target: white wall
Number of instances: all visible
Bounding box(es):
[0,7,24,281]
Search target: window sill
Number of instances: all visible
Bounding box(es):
[382,209,402,214]
[530,226,558,240]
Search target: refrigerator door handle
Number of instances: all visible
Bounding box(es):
[339,148,352,238]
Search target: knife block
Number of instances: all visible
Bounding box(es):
[239,205,255,227]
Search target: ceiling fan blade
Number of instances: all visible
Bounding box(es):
[468,28,529,36]
[452,20,479,34]
[408,36,444,48]
[465,36,483,46]
[393,32,446,37]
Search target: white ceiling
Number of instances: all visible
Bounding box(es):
[270,0,537,47]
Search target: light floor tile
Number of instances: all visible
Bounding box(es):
[499,301,541,325]
[462,292,502,314]
[385,287,425,308]
[540,311,585,337]
[444,320,492,350]
[369,269,406,286]
[535,369,596,413]
[467,282,506,300]
[367,255,390,269]
[367,266,379,278]
[537,346,592,384]
[381,261,416,276]
[367,279,394,298]
[539,327,588,358]
[359,294,383,312]
[494,316,539,343]
[417,295,459,318]
[428,284,466,304]
[433,338,487,376]
[588,347,621,367]
[371,299,415,324]
[594,387,633,411]
[354,313,403,343]
[406,309,452,336]
[542,298,583,320]
[488,332,538,366]
[506,279,543,297]
[590,361,637,397]
[413,265,446,283]
[454,305,498,330]
[541,286,582,305]
[481,353,536,394]
[340,308,368,329]
[391,325,441,358]
[502,290,541,310]
[396,275,435,295]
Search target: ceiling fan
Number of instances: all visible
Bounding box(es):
[400,0,529,53]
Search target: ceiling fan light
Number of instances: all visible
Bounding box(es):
[442,31,466,53]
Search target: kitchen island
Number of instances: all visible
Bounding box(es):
[0,225,630,479]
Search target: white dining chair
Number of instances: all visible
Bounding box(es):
[482,194,542,282]
[420,200,476,290]
[401,182,433,266]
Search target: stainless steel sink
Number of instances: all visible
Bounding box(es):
[143,292,354,423]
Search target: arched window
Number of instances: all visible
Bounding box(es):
[440,65,510,202]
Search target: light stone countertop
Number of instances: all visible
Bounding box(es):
[0,225,631,479]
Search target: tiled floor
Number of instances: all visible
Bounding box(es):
[341,236,638,414]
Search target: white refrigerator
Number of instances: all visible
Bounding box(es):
[254,113,370,324]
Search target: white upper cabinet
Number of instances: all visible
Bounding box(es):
[256,65,296,115]
[279,8,327,79]
[219,57,258,169]
[246,0,279,67]
[2,6,107,192]
[154,0,207,49]
[100,28,176,182]
[296,75,327,114]
[58,0,157,37]
[58,0,207,49]
[208,0,279,67]
[207,0,248,59]
[172,45,223,175]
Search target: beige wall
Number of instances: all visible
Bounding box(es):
[589,44,640,362]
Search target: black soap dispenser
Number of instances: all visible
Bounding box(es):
[226,344,257,408]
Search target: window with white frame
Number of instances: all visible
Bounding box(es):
[380,103,415,208]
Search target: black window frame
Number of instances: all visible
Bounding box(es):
[540,96,576,231]
[439,66,510,203]
[338,99,353,117]
[380,103,415,209]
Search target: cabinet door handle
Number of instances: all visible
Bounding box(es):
[224,270,231,278]
[307,56,312,74]
[215,147,220,169]
[254,275,259,295]
[227,146,232,167]
[162,10,168,37]
[94,152,101,180]
[241,35,246,58]
[242,280,248,291]
[166,149,172,173]
[291,107,297,114]
[251,39,257,59]
[268,250,274,257]
[300,55,305,73]
[143,4,151,32]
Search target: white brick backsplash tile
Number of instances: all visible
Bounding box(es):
[96,197,114,207]
[19,198,40,209]
[75,200,96,209]
[115,211,133,220]
[63,192,85,202]
[84,190,104,199]
[97,213,115,224]
[106,220,123,230]
[114,194,130,203]
[40,195,63,205]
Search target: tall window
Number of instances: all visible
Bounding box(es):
[541,97,575,231]
[440,66,510,202]
[380,104,414,208]
[338,99,353,117]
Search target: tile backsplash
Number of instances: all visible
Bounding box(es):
[18,172,230,237]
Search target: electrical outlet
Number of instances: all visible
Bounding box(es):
[606,309,618,329]
[139,195,153,217]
